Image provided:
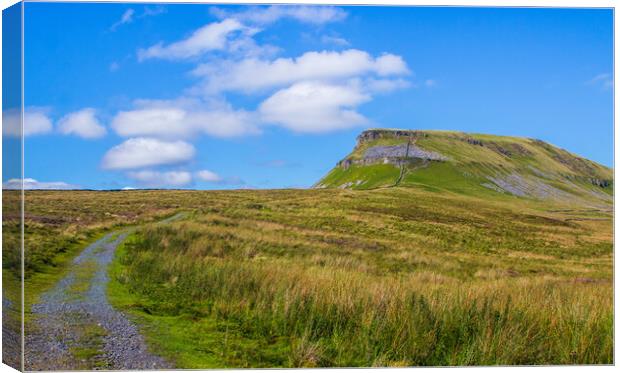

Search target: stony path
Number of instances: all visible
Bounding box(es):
[2,297,22,370]
[24,230,171,370]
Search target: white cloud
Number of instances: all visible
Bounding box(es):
[321,35,350,47]
[114,48,406,139]
[185,107,259,138]
[110,9,135,31]
[137,18,256,61]
[586,73,613,89]
[375,54,409,76]
[112,107,188,138]
[424,79,437,87]
[101,137,195,170]
[24,110,53,136]
[3,108,54,137]
[193,49,410,94]
[2,109,21,137]
[127,170,192,187]
[3,178,80,190]
[111,98,259,139]
[195,169,222,182]
[211,5,347,25]
[139,6,345,62]
[110,62,120,72]
[57,108,106,139]
[110,6,165,32]
[259,81,370,133]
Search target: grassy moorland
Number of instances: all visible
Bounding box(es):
[5,131,613,368]
[105,186,612,367]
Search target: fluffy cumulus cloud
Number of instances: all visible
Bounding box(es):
[127,170,192,187]
[210,5,347,25]
[259,81,370,133]
[3,178,80,190]
[101,137,195,170]
[124,169,225,188]
[195,169,222,182]
[2,109,21,137]
[111,98,259,139]
[3,108,54,137]
[193,49,409,94]
[112,107,186,137]
[138,18,257,60]
[57,108,106,139]
[5,107,108,139]
[24,109,54,136]
[190,48,409,132]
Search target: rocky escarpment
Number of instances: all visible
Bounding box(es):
[356,128,427,142]
[338,129,448,169]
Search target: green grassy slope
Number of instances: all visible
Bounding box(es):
[316,129,612,207]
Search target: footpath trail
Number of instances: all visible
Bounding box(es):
[25,213,185,370]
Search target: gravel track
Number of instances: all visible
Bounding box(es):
[2,297,22,370]
[24,230,172,371]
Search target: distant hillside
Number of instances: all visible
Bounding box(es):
[315,129,612,207]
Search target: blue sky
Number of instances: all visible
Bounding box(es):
[11,3,614,189]
[2,2,21,182]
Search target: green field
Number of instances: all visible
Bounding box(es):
[3,130,613,368]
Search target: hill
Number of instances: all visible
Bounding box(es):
[316,129,612,208]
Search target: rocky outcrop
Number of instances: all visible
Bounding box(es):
[590,178,612,188]
[485,172,574,200]
[562,174,612,188]
[356,129,427,144]
[339,142,447,170]
[458,136,532,158]
[334,129,448,170]
[364,144,446,162]
[466,138,484,146]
